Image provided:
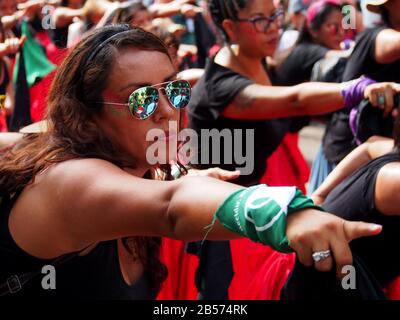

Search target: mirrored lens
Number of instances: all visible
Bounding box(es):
[129,87,159,119]
[165,80,191,109]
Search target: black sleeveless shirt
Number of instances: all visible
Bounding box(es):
[0,60,10,95]
[323,153,400,287]
[0,192,159,300]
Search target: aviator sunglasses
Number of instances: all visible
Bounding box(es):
[101,79,191,120]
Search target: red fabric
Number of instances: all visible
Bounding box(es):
[229,239,295,300]
[260,132,310,193]
[29,70,57,122]
[0,110,8,132]
[157,132,309,300]
[385,277,400,300]
[228,133,308,300]
[29,32,68,122]
[157,239,198,300]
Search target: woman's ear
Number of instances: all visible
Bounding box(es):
[222,19,238,43]
[308,28,319,40]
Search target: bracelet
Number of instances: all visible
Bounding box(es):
[340,76,376,109]
[212,185,322,253]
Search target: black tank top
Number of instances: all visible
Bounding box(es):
[0,60,10,95]
[323,153,400,287]
[0,192,159,300]
[49,26,69,49]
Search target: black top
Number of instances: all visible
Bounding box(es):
[283,153,400,300]
[49,26,69,49]
[0,60,10,95]
[323,27,400,163]
[274,42,329,86]
[0,192,158,300]
[323,153,400,287]
[342,26,400,82]
[187,58,307,186]
[193,13,216,69]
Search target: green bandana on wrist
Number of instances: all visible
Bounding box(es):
[215,185,322,253]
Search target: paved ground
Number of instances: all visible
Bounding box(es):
[298,123,325,167]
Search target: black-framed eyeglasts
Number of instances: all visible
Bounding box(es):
[236,10,285,33]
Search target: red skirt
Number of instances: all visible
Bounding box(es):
[157,133,309,300]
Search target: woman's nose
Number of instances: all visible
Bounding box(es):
[267,19,280,35]
[152,89,176,122]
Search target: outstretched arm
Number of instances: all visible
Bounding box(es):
[222,81,400,120]
[12,158,381,274]
[312,136,395,205]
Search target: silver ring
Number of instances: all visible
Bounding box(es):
[378,94,386,106]
[312,250,331,262]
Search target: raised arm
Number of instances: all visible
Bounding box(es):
[148,0,202,18]
[312,136,395,205]
[52,7,84,28]
[222,81,400,120]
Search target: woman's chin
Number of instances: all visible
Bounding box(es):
[263,48,277,58]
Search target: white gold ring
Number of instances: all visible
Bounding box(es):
[312,250,331,262]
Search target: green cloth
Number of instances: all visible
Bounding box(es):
[13,20,56,88]
[215,185,322,253]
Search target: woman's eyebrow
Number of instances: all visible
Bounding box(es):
[250,10,277,18]
[164,72,178,82]
[249,12,266,18]
[119,72,178,92]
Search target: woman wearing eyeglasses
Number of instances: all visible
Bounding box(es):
[274,0,352,196]
[0,24,388,300]
[186,0,400,300]
[319,0,400,193]
[274,0,351,87]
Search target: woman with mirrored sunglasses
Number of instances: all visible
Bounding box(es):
[0,24,387,300]
[187,0,400,300]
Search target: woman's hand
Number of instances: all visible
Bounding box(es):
[286,209,382,277]
[310,193,326,206]
[180,4,203,18]
[364,82,400,117]
[0,36,26,58]
[187,168,241,181]
[17,0,47,17]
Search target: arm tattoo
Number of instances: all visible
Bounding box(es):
[233,88,255,110]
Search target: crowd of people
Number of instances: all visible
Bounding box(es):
[0,0,399,300]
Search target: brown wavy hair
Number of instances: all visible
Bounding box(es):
[0,24,179,290]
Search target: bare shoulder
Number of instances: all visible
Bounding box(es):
[375,161,400,216]
[8,159,130,258]
[45,158,126,184]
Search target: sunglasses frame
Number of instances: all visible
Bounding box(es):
[101,79,191,120]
